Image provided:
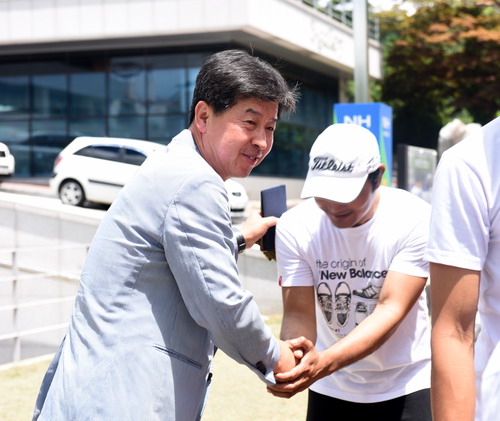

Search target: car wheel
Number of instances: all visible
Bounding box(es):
[59,180,86,206]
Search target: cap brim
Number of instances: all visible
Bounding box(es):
[301,174,368,204]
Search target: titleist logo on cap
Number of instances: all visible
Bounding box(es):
[311,156,354,173]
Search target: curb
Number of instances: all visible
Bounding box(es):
[0,182,54,198]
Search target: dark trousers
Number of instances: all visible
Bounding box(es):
[306,388,432,421]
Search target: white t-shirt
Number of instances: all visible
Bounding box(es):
[425,116,500,420]
[481,342,500,421]
[276,186,431,403]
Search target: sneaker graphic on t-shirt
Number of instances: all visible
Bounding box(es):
[317,282,333,323]
[334,282,351,327]
[355,301,368,325]
[353,283,380,300]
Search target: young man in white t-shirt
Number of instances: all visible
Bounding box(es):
[267,124,432,421]
[425,116,500,421]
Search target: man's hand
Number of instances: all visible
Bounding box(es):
[273,340,302,374]
[240,210,278,249]
[268,336,327,399]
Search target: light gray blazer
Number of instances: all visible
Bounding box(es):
[33,130,280,421]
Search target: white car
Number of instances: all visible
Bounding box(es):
[51,136,249,212]
[225,178,249,212]
[50,136,163,206]
[0,142,15,179]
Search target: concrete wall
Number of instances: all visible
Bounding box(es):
[0,193,100,278]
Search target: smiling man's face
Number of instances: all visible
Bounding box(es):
[193,97,278,180]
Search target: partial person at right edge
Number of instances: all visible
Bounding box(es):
[268,123,432,421]
[426,116,500,421]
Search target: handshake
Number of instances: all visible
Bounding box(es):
[268,337,324,399]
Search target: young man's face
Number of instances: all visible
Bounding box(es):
[195,97,278,180]
[314,173,382,229]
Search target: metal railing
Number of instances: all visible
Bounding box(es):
[0,244,89,364]
[297,0,380,40]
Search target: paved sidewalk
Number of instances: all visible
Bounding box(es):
[0,178,53,198]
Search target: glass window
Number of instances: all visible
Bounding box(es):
[147,68,187,114]
[30,119,71,176]
[74,145,94,158]
[32,74,68,118]
[0,76,30,120]
[185,53,205,120]
[109,56,146,116]
[186,66,200,118]
[70,117,106,138]
[147,54,187,114]
[148,115,185,142]
[108,116,146,139]
[122,147,148,165]
[252,122,319,178]
[294,86,336,130]
[75,145,121,162]
[31,120,69,145]
[70,73,106,116]
[0,120,29,144]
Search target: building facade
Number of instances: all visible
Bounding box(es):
[0,0,382,183]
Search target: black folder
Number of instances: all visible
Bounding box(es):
[260,184,287,252]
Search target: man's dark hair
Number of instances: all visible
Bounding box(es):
[189,49,298,124]
[368,168,381,191]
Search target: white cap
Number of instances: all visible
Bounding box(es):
[301,124,381,203]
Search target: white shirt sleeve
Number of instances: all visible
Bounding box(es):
[276,213,315,287]
[425,148,489,271]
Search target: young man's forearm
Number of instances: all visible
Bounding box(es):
[431,333,476,420]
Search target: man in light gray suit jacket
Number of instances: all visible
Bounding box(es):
[32,49,301,420]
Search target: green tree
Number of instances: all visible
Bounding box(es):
[375,0,500,149]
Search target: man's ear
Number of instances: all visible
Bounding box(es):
[193,101,210,134]
[376,164,386,188]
